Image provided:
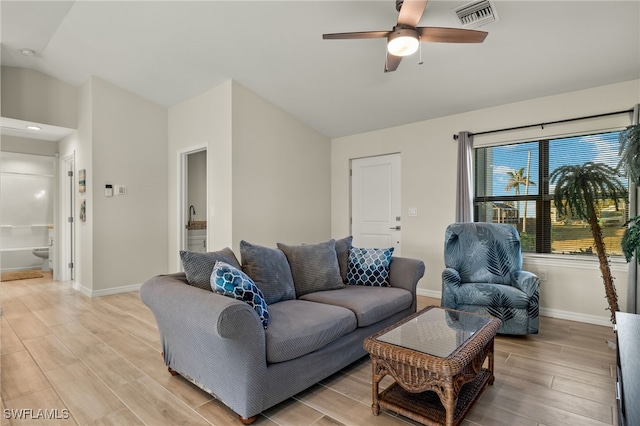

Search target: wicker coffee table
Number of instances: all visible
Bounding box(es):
[363,306,501,426]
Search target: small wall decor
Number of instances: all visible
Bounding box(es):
[80,199,86,222]
[78,169,86,193]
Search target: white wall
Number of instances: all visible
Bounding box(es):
[59,78,93,292]
[167,80,332,270]
[90,77,168,292]
[187,150,207,221]
[231,81,332,248]
[168,81,233,271]
[58,76,168,294]
[332,79,640,325]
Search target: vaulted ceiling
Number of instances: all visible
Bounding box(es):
[2,1,639,138]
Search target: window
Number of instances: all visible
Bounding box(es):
[474,131,628,256]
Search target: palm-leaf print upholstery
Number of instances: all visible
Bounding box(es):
[441,223,539,335]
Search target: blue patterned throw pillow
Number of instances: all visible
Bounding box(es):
[347,247,394,286]
[211,261,269,329]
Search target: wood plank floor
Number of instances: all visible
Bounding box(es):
[1,273,618,425]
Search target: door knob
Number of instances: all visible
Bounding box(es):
[389,226,401,230]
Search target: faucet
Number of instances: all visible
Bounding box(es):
[189,205,196,224]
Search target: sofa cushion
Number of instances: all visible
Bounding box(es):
[456,282,530,309]
[265,300,357,363]
[180,248,241,291]
[300,286,412,327]
[240,240,296,305]
[334,236,353,283]
[347,247,394,287]
[277,240,344,297]
[211,261,269,329]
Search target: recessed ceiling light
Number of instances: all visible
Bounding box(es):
[26,125,42,131]
[20,49,36,57]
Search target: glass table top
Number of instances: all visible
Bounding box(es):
[376,307,493,358]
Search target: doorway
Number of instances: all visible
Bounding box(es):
[351,153,402,255]
[178,146,208,263]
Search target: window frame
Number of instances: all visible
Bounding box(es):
[473,128,629,257]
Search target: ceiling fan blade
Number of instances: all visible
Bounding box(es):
[323,31,390,40]
[417,27,488,43]
[397,0,427,27]
[384,52,402,73]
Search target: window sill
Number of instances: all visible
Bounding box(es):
[523,253,629,272]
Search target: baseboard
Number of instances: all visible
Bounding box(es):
[72,282,92,297]
[416,288,612,327]
[539,307,613,327]
[72,282,142,298]
[417,288,442,299]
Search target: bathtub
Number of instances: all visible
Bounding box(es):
[0,225,52,273]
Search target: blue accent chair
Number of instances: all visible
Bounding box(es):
[442,222,539,335]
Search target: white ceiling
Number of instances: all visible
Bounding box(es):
[1,1,639,139]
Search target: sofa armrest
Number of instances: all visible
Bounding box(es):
[139,274,267,418]
[388,256,425,311]
[511,270,540,298]
[441,267,461,309]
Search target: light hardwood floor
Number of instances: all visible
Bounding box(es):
[1,273,618,425]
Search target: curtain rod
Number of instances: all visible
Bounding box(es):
[452,109,634,140]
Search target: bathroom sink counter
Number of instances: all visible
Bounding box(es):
[187,221,206,230]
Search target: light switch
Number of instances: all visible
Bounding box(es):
[408,207,418,217]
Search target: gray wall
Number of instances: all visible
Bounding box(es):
[0,135,59,157]
[1,66,77,129]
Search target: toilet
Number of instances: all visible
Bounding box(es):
[32,248,50,272]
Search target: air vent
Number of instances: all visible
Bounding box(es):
[453,0,499,29]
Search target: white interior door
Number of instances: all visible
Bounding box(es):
[58,153,74,281]
[351,153,401,255]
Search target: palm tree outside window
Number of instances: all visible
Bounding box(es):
[504,164,536,232]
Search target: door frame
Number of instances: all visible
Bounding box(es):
[177,144,208,267]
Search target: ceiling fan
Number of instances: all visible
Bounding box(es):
[322,0,488,72]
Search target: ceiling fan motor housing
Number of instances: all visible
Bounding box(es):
[387,27,420,56]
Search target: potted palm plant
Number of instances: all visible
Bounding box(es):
[550,162,627,323]
[619,124,640,184]
[619,124,640,266]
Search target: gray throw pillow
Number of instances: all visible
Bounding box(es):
[240,240,296,305]
[334,236,353,283]
[277,240,345,298]
[180,247,241,291]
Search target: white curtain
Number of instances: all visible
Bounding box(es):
[627,104,640,313]
[455,131,474,222]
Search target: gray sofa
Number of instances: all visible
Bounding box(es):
[140,240,425,424]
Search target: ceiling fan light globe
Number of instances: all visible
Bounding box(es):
[387,29,419,56]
